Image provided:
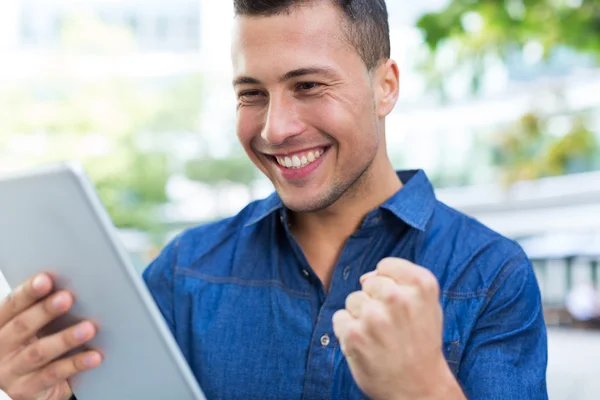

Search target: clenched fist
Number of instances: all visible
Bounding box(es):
[332,258,465,400]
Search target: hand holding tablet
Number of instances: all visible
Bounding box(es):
[0,162,206,400]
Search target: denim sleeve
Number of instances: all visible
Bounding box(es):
[142,236,180,336]
[458,256,548,399]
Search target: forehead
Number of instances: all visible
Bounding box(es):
[231,3,363,79]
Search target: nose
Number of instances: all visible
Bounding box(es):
[261,91,304,146]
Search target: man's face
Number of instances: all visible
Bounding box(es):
[232,3,389,212]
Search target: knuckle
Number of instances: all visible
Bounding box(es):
[42,366,63,385]
[363,276,381,291]
[26,344,45,365]
[345,291,362,308]
[386,285,408,305]
[364,304,388,327]
[11,317,30,335]
[332,309,344,324]
[344,293,355,308]
[418,272,439,295]
[74,354,88,372]
[332,310,349,334]
[385,288,403,305]
[346,325,362,343]
[61,329,78,350]
[376,257,397,270]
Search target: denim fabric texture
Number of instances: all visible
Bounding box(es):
[143,169,548,400]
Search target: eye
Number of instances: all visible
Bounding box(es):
[238,90,266,102]
[296,82,323,92]
[238,90,262,99]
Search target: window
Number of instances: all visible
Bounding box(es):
[53,14,64,40]
[20,11,34,43]
[156,15,169,40]
[186,15,198,39]
[128,15,139,34]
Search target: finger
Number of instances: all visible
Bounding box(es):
[11,321,97,376]
[376,258,439,296]
[359,270,377,285]
[23,350,102,395]
[361,275,398,303]
[345,291,371,318]
[0,291,73,352]
[360,298,394,340]
[0,274,53,328]
[332,309,359,355]
[332,309,356,341]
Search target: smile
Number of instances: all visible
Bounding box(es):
[271,147,329,170]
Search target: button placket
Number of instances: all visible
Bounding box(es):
[343,265,351,280]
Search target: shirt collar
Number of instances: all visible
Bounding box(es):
[244,169,436,231]
[380,169,436,231]
[244,191,284,227]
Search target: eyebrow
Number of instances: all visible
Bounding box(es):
[232,66,339,87]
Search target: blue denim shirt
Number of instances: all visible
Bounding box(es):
[143,170,548,400]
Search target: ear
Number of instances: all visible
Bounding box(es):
[373,59,400,118]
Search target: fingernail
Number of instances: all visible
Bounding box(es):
[74,322,93,341]
[84,353,101,368]
[32,275,48,292]
[52,293,69,310]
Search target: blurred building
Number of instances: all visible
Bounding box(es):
[0,0,207,85]
[14,0,200,52]
[1,0,599,312]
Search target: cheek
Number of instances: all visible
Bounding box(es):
[236,109,261,149]
[305,92,376,150]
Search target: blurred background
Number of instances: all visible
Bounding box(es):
[0,0,599,398]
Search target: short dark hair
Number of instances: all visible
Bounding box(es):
[233,0,391,71]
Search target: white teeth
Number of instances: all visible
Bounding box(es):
[292,156,301,168]
[275,148,327,169]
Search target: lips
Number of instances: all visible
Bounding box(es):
[265,146,330,181]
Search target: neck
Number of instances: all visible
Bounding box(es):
[289,154,402,245]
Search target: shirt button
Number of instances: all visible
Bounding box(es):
[343,265,351,280]
[302,270,310,278]
[320,334,331,347]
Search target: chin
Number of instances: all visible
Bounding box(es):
[277,187,341,213]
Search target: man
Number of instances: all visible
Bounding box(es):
[0,0,548,399]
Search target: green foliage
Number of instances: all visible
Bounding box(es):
[87,145,170,230]
[416,0,600,184]
[0,14,204,230]
[418,0,600,59]
[491,113,599,185]
[0,74,203,230]
[185,154,259,186]
[416,0,600,98]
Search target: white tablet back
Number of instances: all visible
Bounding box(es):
[0,162,205,400]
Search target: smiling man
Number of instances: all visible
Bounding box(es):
[0,1,548,400]
[144,0,546,398]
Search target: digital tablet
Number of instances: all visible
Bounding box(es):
[0,162,206,400]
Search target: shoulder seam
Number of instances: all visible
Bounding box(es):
[478,253,528,319]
